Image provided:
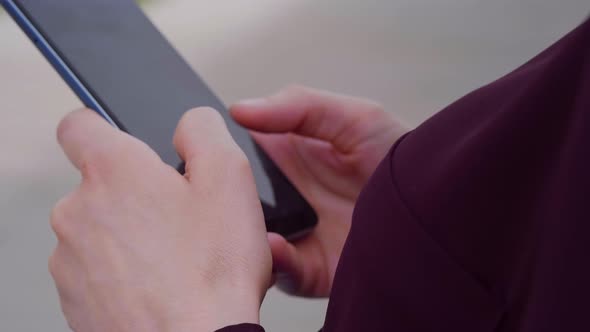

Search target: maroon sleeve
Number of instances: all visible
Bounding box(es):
[323,18,590,332]
[216,323,265,332]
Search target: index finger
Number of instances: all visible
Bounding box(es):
[56,109,141,177]
[230,86,384,152]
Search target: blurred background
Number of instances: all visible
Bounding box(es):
[0,0,588,330]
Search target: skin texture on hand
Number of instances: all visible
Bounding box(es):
[49,108,271,332]
[231,86,410,297]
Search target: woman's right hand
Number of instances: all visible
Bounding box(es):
[231,86,409,298]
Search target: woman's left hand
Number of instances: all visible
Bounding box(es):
[49,108,271,332]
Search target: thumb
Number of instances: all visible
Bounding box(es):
[267,232,305,295]
[174,107,247,183]
[231,86,383,152]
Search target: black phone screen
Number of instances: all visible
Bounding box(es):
[10,0,317,237]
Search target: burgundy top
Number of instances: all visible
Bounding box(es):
[219,18,590,332]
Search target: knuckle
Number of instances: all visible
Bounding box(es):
[78,153,106,179]
[50,195,75,240]
[50,209,65,240]
[77,154,119,183]
[48,251,60,279]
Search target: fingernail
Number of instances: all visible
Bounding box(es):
[236,98,268,108]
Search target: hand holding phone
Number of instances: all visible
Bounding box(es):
[232,86,409,297]
[50,107,270,332]
[2,0,317,238]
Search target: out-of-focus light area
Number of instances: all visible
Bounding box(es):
[0,0,588,330]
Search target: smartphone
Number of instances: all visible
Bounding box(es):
[2,0,317,239]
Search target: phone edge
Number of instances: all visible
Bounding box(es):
[2,0,119,128]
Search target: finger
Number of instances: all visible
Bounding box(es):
[50,191,79,243]
[57,109,153,178]
[173,107,248,182]
[230,85,383,152]
[251,132,362,200]
[268,232,305,295]
[57,109,119,171]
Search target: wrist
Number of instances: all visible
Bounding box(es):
[163,284,262,332]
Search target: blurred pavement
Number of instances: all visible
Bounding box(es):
[1,0,588,330]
